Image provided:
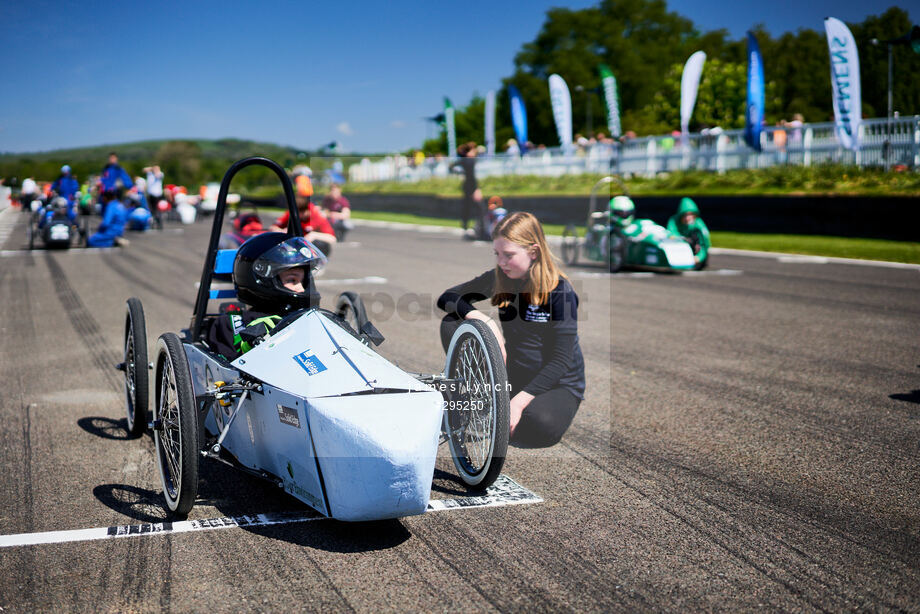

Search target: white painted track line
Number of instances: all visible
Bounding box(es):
[0,475,541,549]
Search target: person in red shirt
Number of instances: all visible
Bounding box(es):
[270,175,337,256]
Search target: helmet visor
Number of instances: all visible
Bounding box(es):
[251,236,327,281]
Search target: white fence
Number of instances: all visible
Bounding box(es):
[349,116,920,183]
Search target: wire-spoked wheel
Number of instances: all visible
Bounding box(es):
[123,297,148,437]
[443,320,510,490]
[153,332,199,516]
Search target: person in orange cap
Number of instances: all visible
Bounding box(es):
[270,174,336,256]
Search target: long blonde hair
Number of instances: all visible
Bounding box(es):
[491,211,566,308]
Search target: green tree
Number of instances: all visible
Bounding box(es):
[641,57,781,132]
[423,2,918,147]
[422,94,488,154]
[154,140,202,187]
[850,8,920,120]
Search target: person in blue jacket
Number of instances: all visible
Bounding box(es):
[87,191,128,247]
[126,201,152,231]
[50,165,80,222]
[98,152,133,196]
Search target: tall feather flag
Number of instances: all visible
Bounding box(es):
[508,85,528,151]
[824,17,862,150]
[485,90,496,156]
[680,51,707,145]
[599,64,621,139]
[444,97,457,157]
[548,74,573,152]
[743,31,765,151]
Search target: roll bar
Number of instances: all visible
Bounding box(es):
[587,175,628,229]
[190,157,304,340]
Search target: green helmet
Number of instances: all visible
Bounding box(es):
[677,197,700,217]
[609,195,635,227]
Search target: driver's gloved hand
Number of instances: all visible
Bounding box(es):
[239,323,269,347]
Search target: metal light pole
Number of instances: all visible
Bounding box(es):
[872,25,920,171]
[870,37,893,171]
[575,85,599,137]
[887,43,893,171]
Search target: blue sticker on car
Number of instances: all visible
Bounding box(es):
[293,350,327,376]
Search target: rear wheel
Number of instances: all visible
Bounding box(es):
[335,291,368,334]
[123,298,149,437]
[154,333,199,516]
[443,320,510,490]
[609,231,626,273]
[561,224,579,266]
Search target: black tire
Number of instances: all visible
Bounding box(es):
[335,291,368,334]
[443,320,510,490]
[28,217,34,250]
[153,332,199,516]
[123,298,149,437]
[561,224,579,266]
[609,231,626,273]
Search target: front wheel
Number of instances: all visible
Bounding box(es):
[561,224,579,266]
[154,333,199,516]
[335,291,368,335]
[123,298,149,436]
[443,320,510,490]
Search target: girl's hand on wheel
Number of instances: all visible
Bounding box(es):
[467,311,506,362]
[509,391,534,436]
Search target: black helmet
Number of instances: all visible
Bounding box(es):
[233,232,326,313]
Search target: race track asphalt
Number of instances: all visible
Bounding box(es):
[0,206,918,612]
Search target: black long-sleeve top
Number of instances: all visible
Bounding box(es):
[437,269,585,400]
[449,157,478,196]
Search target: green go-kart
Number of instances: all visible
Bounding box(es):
[561,176,695,273]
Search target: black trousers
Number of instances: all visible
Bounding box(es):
[460,192,476,230]
[439,314,580,448]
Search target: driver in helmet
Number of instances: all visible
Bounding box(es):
[206,232,326,360]
[609,195,654,242]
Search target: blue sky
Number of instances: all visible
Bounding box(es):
[0,0,909,154]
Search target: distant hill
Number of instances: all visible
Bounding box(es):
[0,138,349,189]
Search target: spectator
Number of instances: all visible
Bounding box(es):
[774,123,788,163]
[20,176,38,211]
[505,138,521,156]
[320,183,353,241]
[50,165,80,222]
[87,190,129,247]
[787,113,804,145]
[449,142,481,231]
[99,152,133,197]
[270,175,337,256]
[144,165,164,209]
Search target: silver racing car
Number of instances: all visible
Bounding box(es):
[118,157,510,521]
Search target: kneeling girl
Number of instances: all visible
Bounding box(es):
[437,211,585,447]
